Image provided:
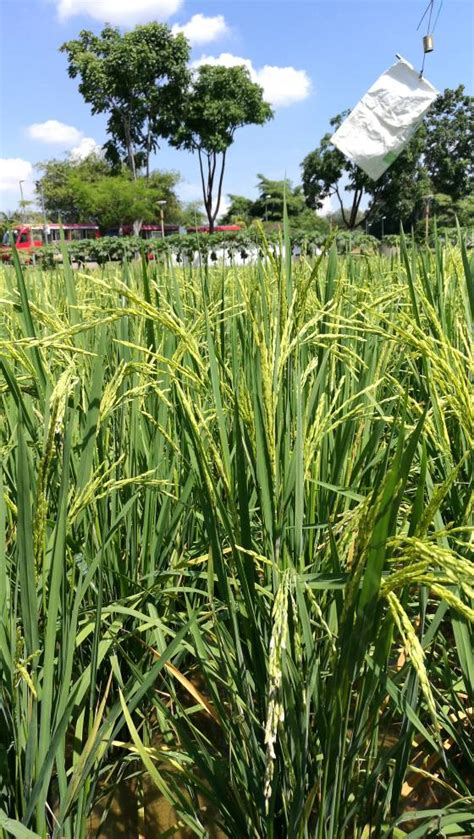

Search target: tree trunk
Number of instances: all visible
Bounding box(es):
[348,188,363,228]
[145,120,152,180]
[197,149,227,234]
[334,184,365,229]
[122,116,137,180]
[122,114,141,239]
[197,149,213,232]
[211,150,226,233]
[206,152,216,233]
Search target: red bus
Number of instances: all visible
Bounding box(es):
[186,225,241,234]
[0,222,242,263]
[0,223,100,260]
[126,224,242,238]
[111,224,182,239]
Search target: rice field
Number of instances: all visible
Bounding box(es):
[0,233,473,838]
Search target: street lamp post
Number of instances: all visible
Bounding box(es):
[19,180,25,221]
[36,180,49,244]
[157,200,166,238]
[423,194,433,244]
[264,193,271,223]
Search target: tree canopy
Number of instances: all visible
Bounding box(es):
[301,86,474,232]
[35,155,110,224]
[423,86,474,200]
[168,64,273,231]
[222,175,328,233]
[221,194,255,226]
[251,174,307,221]
[35,156,182,232]
[72,171,182,232]
[60,23,190,179]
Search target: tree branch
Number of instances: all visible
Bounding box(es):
[358,186,382,229]
[349,188,363,228]
[210,151,217,192]
[197,148,207,208]
[122,115,137,180]
[212,150,227,228]
[145,119,151,179]
[334,184,349,228]
[206,152,219,230]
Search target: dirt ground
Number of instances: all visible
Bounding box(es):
[89,775,227,839]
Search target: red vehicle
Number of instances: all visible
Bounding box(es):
[132,224,241,238]
[0,222,242,264]
[0,223,100,261]
[186,225,241,234]
[119,224,242,237]
[115,224,182,239]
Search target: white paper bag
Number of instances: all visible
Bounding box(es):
[330,58,438,181]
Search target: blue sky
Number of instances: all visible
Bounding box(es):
[1,0,473,214]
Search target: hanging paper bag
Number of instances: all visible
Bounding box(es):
[330,57,438,181]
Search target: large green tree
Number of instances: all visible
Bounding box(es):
[35,155,110,223]
[168,64,273,232]
[422,192,474,236]
[221,194,255,226]
[301,86,473,232]
[222,177,328,232]
[250,174,307,222]
[35,157,181,232]
[71,171,182,232]
[178,201,206,228]
[60,24,190,179]
[424,86,474,200]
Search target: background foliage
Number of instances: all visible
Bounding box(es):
[301,86,474,232]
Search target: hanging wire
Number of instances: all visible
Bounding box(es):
[417,0,439,77]
[431,0,444,34]
[417,0,435,32]
[419,50,427,78]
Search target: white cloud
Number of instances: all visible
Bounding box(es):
[27,120,101,159]
[27,120,83,146]
[0,159,36,211]
[192,53,311,108]
[193,52,252,74]
[55,0,183,25]
[217,195,230,221]
[177,181,204,203]
[0,158,34,193]
[177,183,229,220]
[254,65,311,108]
[172,14,228,46]
[70,137,102,161]
[319,194,336,217]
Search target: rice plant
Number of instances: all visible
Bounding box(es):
[0,231,472,839]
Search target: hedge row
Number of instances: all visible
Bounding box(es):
[30,229,383,267]
[379,227,473,248]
